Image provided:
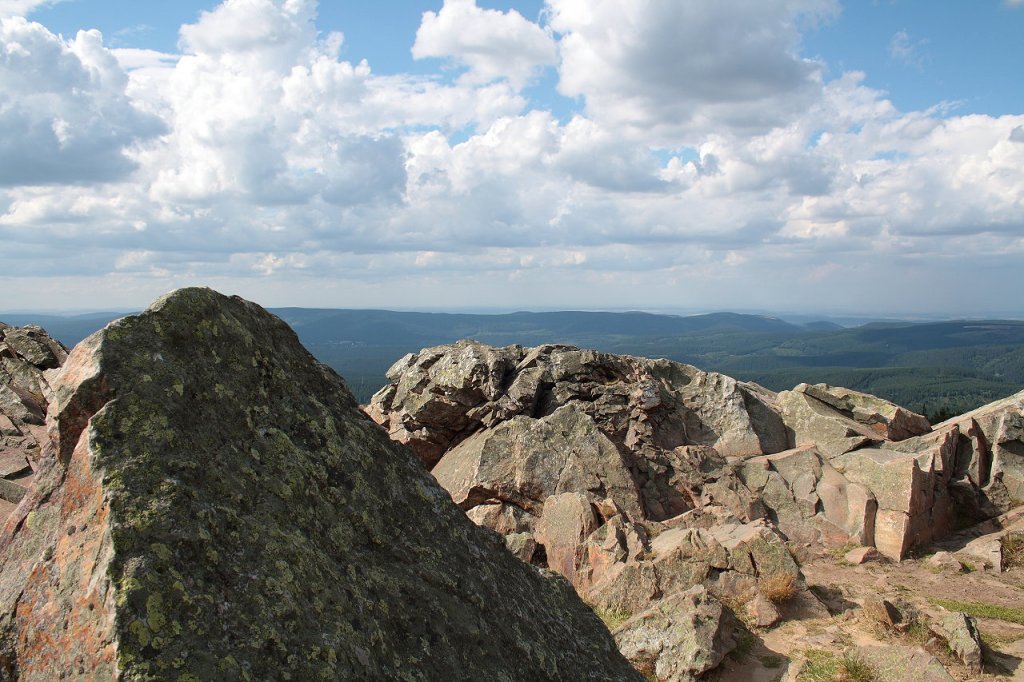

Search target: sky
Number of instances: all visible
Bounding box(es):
[0,0,1022,316]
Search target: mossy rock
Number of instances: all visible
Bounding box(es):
[0,288,640,681]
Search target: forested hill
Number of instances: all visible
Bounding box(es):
[3,308,1022,421]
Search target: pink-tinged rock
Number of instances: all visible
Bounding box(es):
[872,509,914,560]
[1,289,644,681]
[748,592,782,628]
[834,446,952,559]
[798,383,931,441]
[843,546,881,564]
[925,551,964,573]
[535,492,600,589]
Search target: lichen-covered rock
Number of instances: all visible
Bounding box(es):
[935,612,983,673]
[613,585,738,682]
[369,338,1024,678]
[368,341,789,519]
[432,403,643,520]
[0,289,641,681]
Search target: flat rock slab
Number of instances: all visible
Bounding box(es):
[855,645,954,681]
[0,450,29,479]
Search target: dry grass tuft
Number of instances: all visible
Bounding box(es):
[759,572,798,604]
[1003,532,1024,568]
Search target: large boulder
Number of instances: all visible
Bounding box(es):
[740,446,878,548]
[0,289,641,681]
[584,518,800,617]
[432,403,643,521]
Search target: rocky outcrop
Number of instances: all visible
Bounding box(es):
[935,390,1024,515]
[369,341,1022,567]
[0,322,67,516]
[369,342,789,481]
[0,290,640,681]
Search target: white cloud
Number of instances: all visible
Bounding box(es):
[888,29,927,68]
[412,0,556,89]
[0,18,165,186]
[546,0,838,144]
[0,0,1023,316]
[0,0,58,18]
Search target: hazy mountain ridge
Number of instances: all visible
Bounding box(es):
[3,309,1022,419]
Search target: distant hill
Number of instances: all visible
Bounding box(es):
[3,308,1022,420]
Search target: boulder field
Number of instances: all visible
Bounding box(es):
[368,340,1024,678]
[0,290,640,681]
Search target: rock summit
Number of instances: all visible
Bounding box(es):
[0,290,639,681]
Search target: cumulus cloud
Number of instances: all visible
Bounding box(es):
[0,0,1023,315]
[546,0,838,144]
[0,18,165,186]
[412,0,556,88]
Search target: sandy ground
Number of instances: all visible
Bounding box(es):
[708,545,1024,681]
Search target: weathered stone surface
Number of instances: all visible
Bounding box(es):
[369,340,790,524]
[0,289,641,681]
[939,390,1024,514]
[959,532,1006,572]
[844,546,881,564]
[370,338,1024,678]
[0,326,66,371]
[855,645,955,682]
[432,403,643,519]
[833,445,954,560]
[747,592,781,628]
[373,340,1007,566]
[935,612,983,673]
[503,532,538,563]
[366,341,525,467]
[775,385,883,458]
[0,322,68,521]
[797,383,931,441]
[465,501,536,535]
[535,492,600,589]
[925,551,963,572]
[614,585,738,682]
[862,597,901,628]
[741,447,878,550]
[585,519,799,619]
[582,515,648,587]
